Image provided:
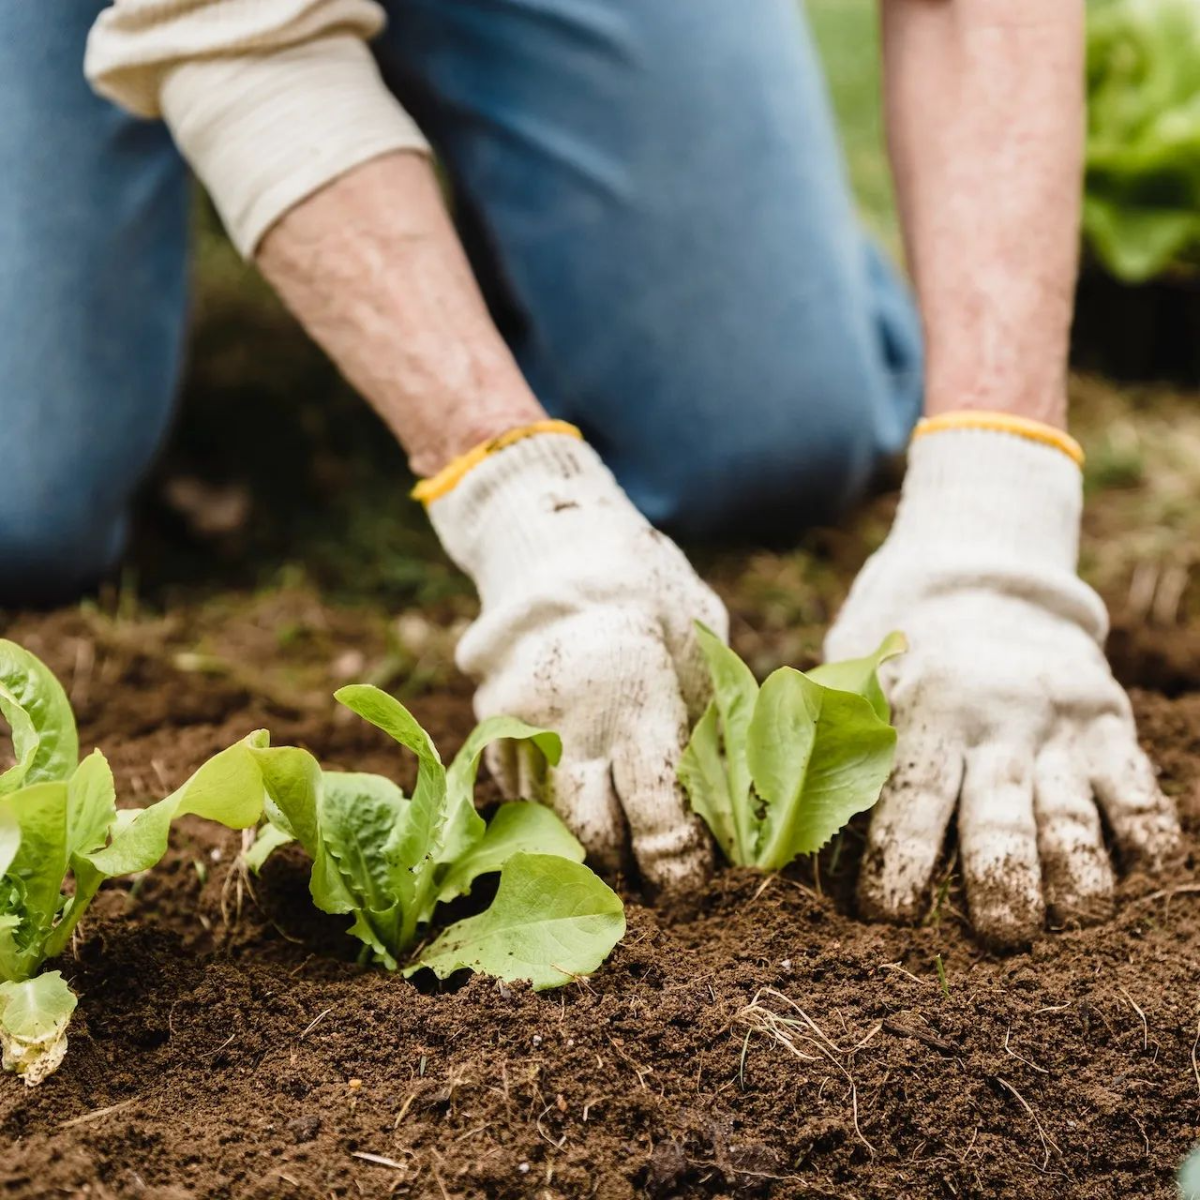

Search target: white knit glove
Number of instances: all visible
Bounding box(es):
[427,431,725,898]
[826,426,1181,946]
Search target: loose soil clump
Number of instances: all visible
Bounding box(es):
[0,602,1197,1199]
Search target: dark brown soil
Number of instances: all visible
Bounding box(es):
[1,598,1197,1199]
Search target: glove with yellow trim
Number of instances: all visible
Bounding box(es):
[825,415,1181,946]
[421,423,723,899]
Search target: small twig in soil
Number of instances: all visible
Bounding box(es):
[394,1093,416,1127]
[1191,1016,1200,1097]
[1118,987,1149,1051]
[879,961,928,988]
[957,1123,981,1163]
[1132,1114,1150,1157]
[995,1077,1061,1172]
[1127,884,1200,910]
[300,1007,334,1040]
[749,874,777,906]
[429,1160,452,1199]
[848,1022,883,1056]
[207,1032,237,1058]
[1003,1027,1048,1075]
[881,1020,955,1054]
[351,1152,408,1171]
[59,1099,139,1129]
[535,1103,567,1148]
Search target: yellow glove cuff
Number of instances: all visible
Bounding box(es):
[411,419,583,505]
[912,411,1084,467]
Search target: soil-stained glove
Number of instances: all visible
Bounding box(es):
[423,424,724,898]
[825,418,1181,946]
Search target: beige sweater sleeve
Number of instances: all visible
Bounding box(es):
[86,0,431,257]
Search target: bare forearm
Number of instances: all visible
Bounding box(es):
[882,0,1085,428]
[256,153,545,476]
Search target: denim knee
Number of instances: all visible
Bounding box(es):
[617,361,914,542]
[0,504,126,607]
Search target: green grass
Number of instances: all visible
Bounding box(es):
[805,0,898,252]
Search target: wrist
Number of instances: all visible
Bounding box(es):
[922,382,1070,434]
[407,404,549,479]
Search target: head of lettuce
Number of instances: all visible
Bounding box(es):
[1085,0,1200,282]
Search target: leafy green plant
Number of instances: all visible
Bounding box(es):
[1085,0,1200,281]
[0,640,267,1085]
[678,626,904,870]
[245,685,626,990]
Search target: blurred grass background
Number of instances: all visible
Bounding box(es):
[805,0,898,250]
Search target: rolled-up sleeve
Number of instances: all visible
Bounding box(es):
[86,1,431,257]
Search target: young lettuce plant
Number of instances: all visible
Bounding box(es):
[679,626,905,870]
[245,685,626,990]
[0,640,269,1085]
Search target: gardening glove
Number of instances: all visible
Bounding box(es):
[421,422,724,898]
[825,415,1181,947]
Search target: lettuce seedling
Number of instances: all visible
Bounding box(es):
[0,640,269,1085]
[679,626,905,870]
[1085,0,1200,281]
[245,685,626,990]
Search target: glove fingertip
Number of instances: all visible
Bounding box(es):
[966,873,1045,952]
[856,855,928,926]
[635,818,714,904]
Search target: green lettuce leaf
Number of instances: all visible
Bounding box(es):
[335,686,447,873]
[441,717,562,865]
[687,624,758,863]
[414,853,625,991]
[41,751,120,962]
[805,630,907,722]
[0,798,18,880]
[0,972,78,1086]
[243,822,295,874]
[680,626,902,870]
[85,732,269,879]
[678,701,739,863]
[2,782,71,979]
[436,802,583,905]
[1084,0,1200,281]
[0,640,78,793]
[750,668,897,869]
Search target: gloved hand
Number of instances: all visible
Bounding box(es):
[425,426,724,898]
[826,420,1181,946]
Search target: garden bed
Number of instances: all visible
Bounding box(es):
[0,600,1197,1200]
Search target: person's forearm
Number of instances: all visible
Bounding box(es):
[256,153,546,477]
[882,0,1085,429]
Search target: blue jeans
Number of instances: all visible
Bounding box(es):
[0,0,922,603]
